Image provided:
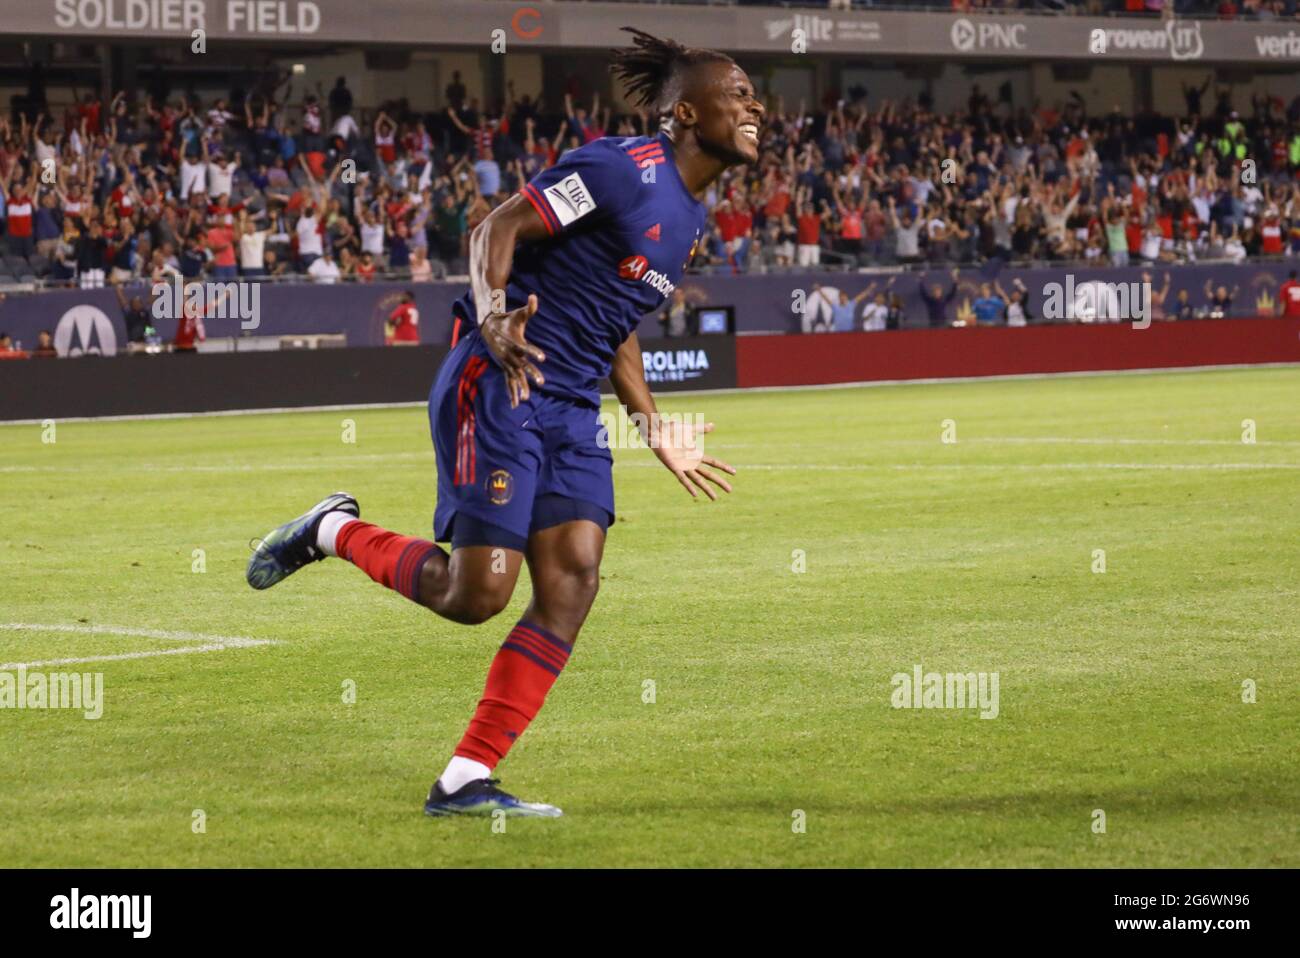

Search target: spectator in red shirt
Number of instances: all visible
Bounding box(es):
[77,94,102,136]
[796,200,826,267]
[761,171,792,221]
[713,197,753,272]
[0,332,29,359]
[1279,270,1300,318]
[1125,210,1145,255]
[356,251,377,283]
[174,286,207,353]
[386,291,420,346]
[2,166,36,259]
[834,188,866,262]
[1260,209,1283,256]
[207,222,238,280]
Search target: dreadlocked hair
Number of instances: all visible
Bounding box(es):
[609,28,734,115]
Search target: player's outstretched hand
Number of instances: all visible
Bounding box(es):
[481,293,546,408]
[652,418,736,501]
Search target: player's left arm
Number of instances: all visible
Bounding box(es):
[609,332,735,501]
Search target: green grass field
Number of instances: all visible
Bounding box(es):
[1,366,1296,868]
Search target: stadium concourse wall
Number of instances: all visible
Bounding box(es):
[1,262,1296,350]
[2,320,1298,422]
[736,316,1300,389]
[8,2,1300,64]
[2,319,1297,421]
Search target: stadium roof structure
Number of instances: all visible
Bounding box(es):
[11,1,1300,65]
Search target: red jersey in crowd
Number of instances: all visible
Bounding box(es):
[387,301,420,344]
[1279,278,1300,318]
[1125,214,1144,253]
[207,225,237,268]
[6,193,32,238]
[763,184,791,220]
[77,100,102,135]
[839,205,864,240]
[1260,217,1283,255]
[797,211,821,245]
[714,206,752,243]
[175,306,206,351]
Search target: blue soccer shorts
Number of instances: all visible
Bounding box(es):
[429,328,614,551]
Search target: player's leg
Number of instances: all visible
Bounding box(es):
[424,509,607,819]
[413,544,521,625]
[320,512,525,625]
[517,508,606,641]
[425,395,613,817]
[247,497,525,625]
[246,332,537,627]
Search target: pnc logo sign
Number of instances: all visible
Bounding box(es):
[951,17,1026,52]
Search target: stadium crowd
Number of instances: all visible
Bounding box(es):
[0,66,1298,298]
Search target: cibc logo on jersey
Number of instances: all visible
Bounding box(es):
[542,173,596,227]
[618,255,675,297]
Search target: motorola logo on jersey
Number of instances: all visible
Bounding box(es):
[618,255,648,280]
[617,255,675,297]
[542,172,596,227]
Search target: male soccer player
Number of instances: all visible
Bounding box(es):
[246,30,762,817]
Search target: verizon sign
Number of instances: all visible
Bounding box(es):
[1254,30,1300,59]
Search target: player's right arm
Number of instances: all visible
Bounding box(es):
[472,140,636,407]
[469,193,551,407]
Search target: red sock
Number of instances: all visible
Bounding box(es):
[335,521,443,603]
[455,621,573,768]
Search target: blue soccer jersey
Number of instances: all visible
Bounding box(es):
[452,133,706,407]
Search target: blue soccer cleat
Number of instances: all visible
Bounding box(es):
[246,492,359,590]
[424,778,563,818]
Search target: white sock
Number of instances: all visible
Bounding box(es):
[438,755,492,794]
[316,511,358,558]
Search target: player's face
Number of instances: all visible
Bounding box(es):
[691,63,764,166]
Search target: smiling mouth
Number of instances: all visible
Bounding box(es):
[738,123,759,143]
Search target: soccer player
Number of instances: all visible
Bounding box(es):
[246,30,760,817]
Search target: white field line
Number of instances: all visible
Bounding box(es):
[0,451,435,474]
[0,623,277,670]
[0,361,1296,426]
